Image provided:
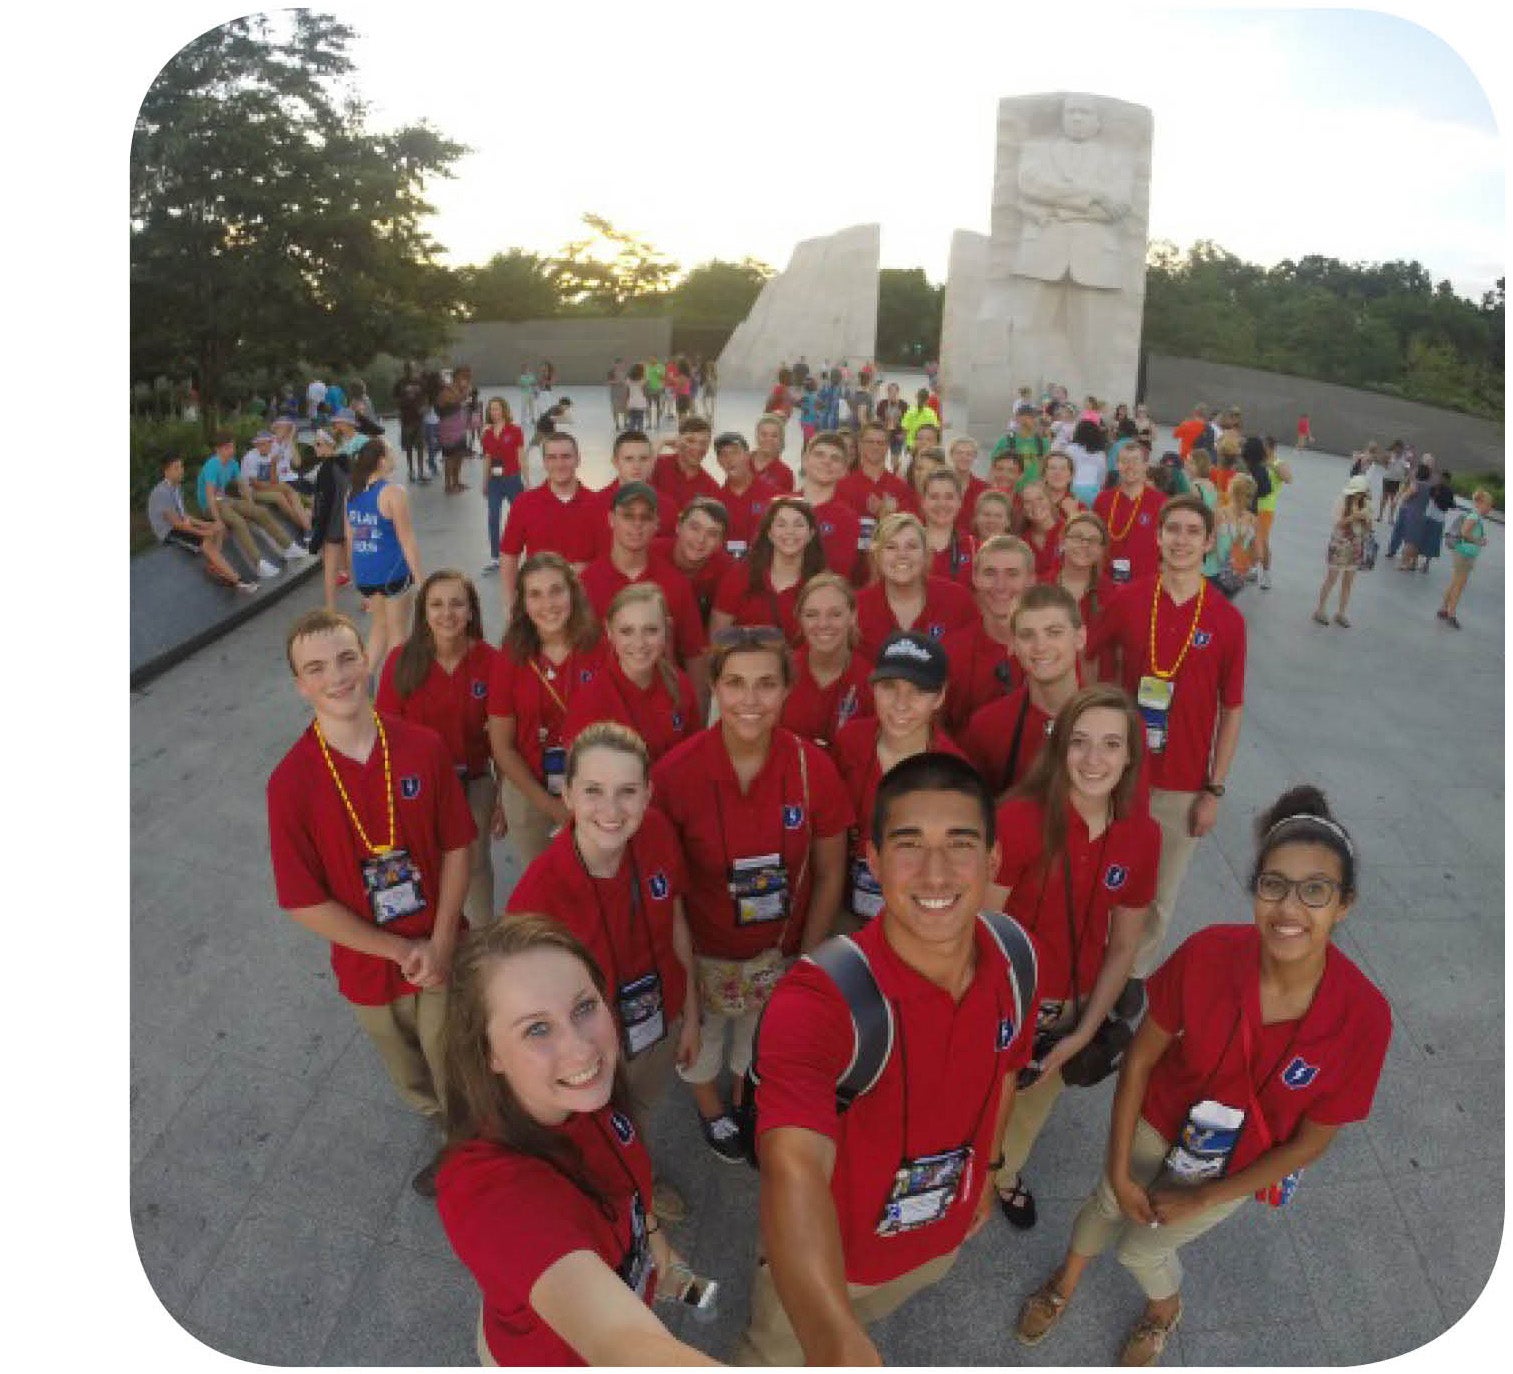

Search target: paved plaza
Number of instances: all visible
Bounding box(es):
[130,380,1504,1365]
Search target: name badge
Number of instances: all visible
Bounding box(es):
[858,516,877,550]
[1136,674,1174,754]
[876,1146,972,1236]
[490,462,505,478]
[728,853,789,926]
[362,848,426,925]
[1111,557,1133,584]
[617,972,667,1057]
[726,539,749,558]
[848,856,885,920]
[541,743,567,796]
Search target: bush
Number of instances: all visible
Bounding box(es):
[1449,470,1504,512]
[129,415,268,514]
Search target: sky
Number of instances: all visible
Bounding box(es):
[309,0,1504,300]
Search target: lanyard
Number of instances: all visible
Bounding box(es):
[574,834,658,984]
[1106,487,1142,541]
[314,712,396,855]
[530,653,571,717]
[710,752,789,874]
[1060,819,1115,1007]
[1146,575,1206,680]
[892,971,1004,1161]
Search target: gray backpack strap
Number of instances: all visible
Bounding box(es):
[803,935,895,1109]
[978,910,1038,1042]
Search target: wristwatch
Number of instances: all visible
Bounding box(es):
[1202,781,1226,797]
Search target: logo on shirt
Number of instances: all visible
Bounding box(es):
[470,680,487,699]
[671,712,684,730]
[820,520,836,536]
[579,668,595,684]
[1138,512,1151,525]
[927,623,946,639]
[996,1015,1017,1050]
[1104,864,1129,891]
[1192,630,1213,649]
[399,775,422,799]
[1280,1056,1320,1089]
[648,871,669,900]
[782,804,805,830]
[609,1109,636,1144]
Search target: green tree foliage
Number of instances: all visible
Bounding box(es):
[1143,241,1503,417]
[458,249,561,321]
[131,12,466,422]
[665,258,773,325]
[546,214,677,314]
[877,268,944,363]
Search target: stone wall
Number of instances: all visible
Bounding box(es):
[939,230,989,410]
[437,318,674,387]
[1144,354,1505,473]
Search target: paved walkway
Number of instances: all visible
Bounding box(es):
[130,383,1503,1365]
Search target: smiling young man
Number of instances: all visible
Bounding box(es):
[799,430,866,585]
[591,430,677,555]
[1085,495,1246,976]
[651,415,723,518]
[714,431,778,557]
[653,495,733,629]
[738,753,1038,1365]
[836,421,920,555]
[267,611,475,1194]
[961,584,1086,796]
[1093,439,1164,586]
[498,433,601,612]
[940,534,1036,733]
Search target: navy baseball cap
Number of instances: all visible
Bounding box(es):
[870,631,948,692]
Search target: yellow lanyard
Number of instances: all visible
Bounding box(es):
[530,655,570,716]
[314,711,396,855]
[1147,575,1206,681]
[1106,487,1141,541]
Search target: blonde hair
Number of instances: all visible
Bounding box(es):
[978,533,1035,573]
[606,583,681,698]
[1227,473,1257,511]
[871,512,928,578]
[796,571,861,649]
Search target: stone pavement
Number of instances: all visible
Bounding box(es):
[130,380,1504,1365]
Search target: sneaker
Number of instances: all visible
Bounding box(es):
[1015,1278,1070,1346]
[1333,614,1351,628]
[283,541,309,559]
[699,1112,745,1164]
[1118,1301,1182,1367]
[997,1174,1038,1230]
[235,579,259,594]
[257,558,281,578]
[1258,569,1271,590]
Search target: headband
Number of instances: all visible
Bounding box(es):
[1263,813,1355,862]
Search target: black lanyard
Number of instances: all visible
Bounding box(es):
[710,761,790,871]
[573,835,657,986]
[590,1112,649,1240]
[1060,819,1115,1007]
[891,970,1005,1161]
[999,694,1032,796]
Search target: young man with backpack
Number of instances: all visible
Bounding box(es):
[736,752,1039,1365]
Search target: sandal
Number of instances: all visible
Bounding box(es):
[1311,611,1329,626]
[1333,614,1352,628]
[1015,1277,1070,1345]
[1118,1301,1182,1366]
[997,1174,1038,1230]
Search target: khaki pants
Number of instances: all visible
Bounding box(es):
[350,986,449,1118]
[250,486,301,530]
[226,493,291,547]
[1139,789,1202,977]
[1068,1117,1245,1300]
[464,775,499,927]
[499,778,556,870]
[212,501,264,566]
[734,1247,959,1365]
[997,1066,1066,1186]
[475,1306,497,1366]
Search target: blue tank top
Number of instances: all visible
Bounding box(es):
[347,478,411,586]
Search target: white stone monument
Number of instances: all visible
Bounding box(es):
[939,229,989,412]
[717,224,880,391]
[965,93,1152,445]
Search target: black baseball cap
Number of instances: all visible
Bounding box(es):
[870,631,948,692]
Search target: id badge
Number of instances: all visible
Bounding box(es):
[729,853,789,926]
[541,741,567,796]
[726,539,749,558]
[617,972,667,1057]
[1136,675,1174,755]
[848,857,884,920]
[875,1146,972,1236]
[858,516,877,551]
[490,462,505,478]
[361,848,426,925]
[616,1193,653,1299]
[1111,557,1132,584]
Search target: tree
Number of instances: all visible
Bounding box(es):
[876,268,943,363]
[459,249,561,321]
[545,214,677,314]
[131,12,466,420]
[665,258,773,325]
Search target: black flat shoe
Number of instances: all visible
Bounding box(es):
[998,1174,1038,1230]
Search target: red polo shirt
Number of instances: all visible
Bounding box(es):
[719,474,779,557]
[1094,485,1166,584]
[499,483,602,565]
[930,532,976,587]
[267,715,477,1006]
[579,555,708,665]
[376,640,497,778]
[855,577,977,662]
[650,726,852,960]
[713,563,803,643]
[994,796,1159,1003]
[562,656,699,764]
[832,718,966,858]
[956,475,990,533]
[589,481,678,559]
[1023,522,1064,580]
[437,1106,656,1366]
[836,467,920,538]
[507,810,689,1024]
[753,457,796,493]
[808,495,867,586]
[488,644,604,782]
[1086,576,1247,792]
[481,424,525,480]
[1065,576,1120,683]
[940,619,1017,735]
[752,913,1037,1285]
[651,536,731,627]
[781,648,874,751]
[651,452,722,520]
[1142,925,1391,1173]
[961,687,1057,796]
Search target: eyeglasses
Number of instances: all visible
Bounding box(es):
[712,626,788,650]
[1254,872,1341,908]
[1063,532,1103,546]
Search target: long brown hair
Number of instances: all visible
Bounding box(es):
[502,552,599,663]
[348,437,388,495]
[1012,684,1144,872]
[442,917,632,1219]
[393,570,484,697]
[747,495,825,594]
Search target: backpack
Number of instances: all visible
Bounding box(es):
[740,911,1038,1164]
[1443,509,1466,544]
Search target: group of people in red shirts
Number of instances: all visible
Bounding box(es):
[265,401,1392,1368]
